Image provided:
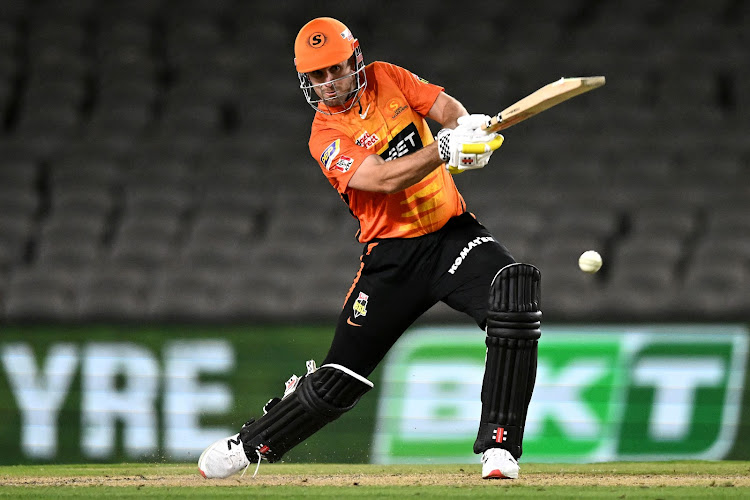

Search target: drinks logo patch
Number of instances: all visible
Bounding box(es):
[320,139,340,170]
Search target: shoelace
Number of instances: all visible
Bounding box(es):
[253,450,263,478]
[239,449,263,478]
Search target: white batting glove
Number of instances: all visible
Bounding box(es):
[456,113,492,132]
[437,126,504,174]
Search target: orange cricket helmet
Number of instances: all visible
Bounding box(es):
[294,17,367,115]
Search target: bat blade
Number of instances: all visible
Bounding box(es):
[482,76,605,133]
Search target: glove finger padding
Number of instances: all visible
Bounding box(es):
[438,128,504,174]
[457,113,492,131]
[462,135,504,154]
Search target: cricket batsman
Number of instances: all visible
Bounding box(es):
[199,17,541,480]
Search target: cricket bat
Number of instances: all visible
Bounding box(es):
[481,76,605,133]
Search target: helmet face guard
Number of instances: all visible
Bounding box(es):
[298,42,366,115]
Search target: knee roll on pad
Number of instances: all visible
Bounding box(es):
[486,262,542,338]
[240,363,373,462]
[474,263,541,459]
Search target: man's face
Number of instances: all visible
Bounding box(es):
[307,58,356,108]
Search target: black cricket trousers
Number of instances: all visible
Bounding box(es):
[322,212,516,377]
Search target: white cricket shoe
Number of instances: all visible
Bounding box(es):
[481,448,519,479]
[198,433,250,479]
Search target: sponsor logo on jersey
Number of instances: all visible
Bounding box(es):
[353,291,369,318]
[320,139,340,170]
[356,130,380,149]
[380,123,423,162]
[411,72,429,84]
[332,155,353,172]
[359,102,371,119]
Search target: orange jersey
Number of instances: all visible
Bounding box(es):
[309,61,466,242]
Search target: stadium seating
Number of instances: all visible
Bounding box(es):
[0,0,748,324]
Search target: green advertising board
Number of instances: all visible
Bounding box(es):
[0,324,748,465]
[372,325,749,464]
[0,325,377,465]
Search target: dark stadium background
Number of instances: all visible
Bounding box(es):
[0,0,748,465]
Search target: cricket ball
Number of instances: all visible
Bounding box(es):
[578,250,603,273]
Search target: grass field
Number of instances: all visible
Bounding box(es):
[2,462,750,499]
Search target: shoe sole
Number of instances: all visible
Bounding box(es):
[197,446,210,479]
[483,469,518,479]
[483,471,508,479]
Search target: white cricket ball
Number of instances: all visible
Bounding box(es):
[578,250,603,273]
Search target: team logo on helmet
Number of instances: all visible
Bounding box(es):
[308,32,327,48]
